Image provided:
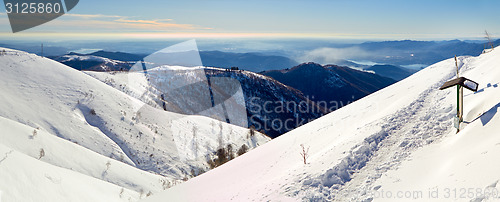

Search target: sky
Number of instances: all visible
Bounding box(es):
[0,0,499,40]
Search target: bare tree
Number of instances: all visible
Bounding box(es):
[227,144,234,161]
[249,126,256,137]
[300,144,309,164]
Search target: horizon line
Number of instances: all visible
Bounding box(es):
[0,32,492,41]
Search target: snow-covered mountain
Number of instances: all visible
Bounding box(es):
[199,50,298,72]
[50,53,133,71]
[0,48,269,201]
[142,47,500,201]
[86,67,327,138]
[262,62,396,110]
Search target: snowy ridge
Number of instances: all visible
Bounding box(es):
[142,48,500,201]
[324,71,346,88]
[59,54,120,64]
[51,53,133,71]
[86,66,325,138]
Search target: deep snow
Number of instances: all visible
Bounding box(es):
[142,48,500,201]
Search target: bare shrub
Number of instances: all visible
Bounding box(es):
[119,188,124,198]
[39,148,45,159]
[237,144,249,156]
[30,129,37,139]
[105,161,111,172]
[300,144,309,164]
[215,147,228,166]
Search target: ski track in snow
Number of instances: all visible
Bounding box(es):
[332,83,454,201]
[0,150,14,165]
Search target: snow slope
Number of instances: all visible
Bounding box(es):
[142,47,500,201]
[0,48,269,201]
[365,50,500,201]
[0,116,142,202]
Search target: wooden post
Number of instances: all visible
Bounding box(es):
[455,56,461,133]
[439,72,479,134]
[459,86,463,122]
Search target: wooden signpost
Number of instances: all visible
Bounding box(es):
[439,56,479,133]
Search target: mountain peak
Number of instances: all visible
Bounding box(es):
[295,62,323,68]
[262,62,395,110]
[284,62,325,72]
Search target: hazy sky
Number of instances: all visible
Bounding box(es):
[1,0,499,40]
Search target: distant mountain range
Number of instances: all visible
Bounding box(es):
[88,50,147,61]
[4,39,498,71]
[49,50,298,72]
[352,39,500,65]
[199,51,298,72]
[262,63,396,111]
[0,43,69,56]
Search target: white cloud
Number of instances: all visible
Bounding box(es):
[64,13,123,19]
[55,13,210,31]
[299,47,371,64]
